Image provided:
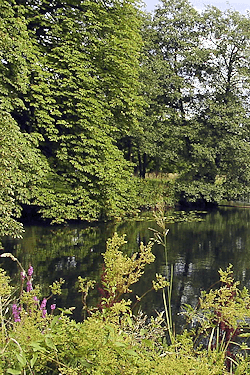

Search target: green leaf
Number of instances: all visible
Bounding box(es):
[126,349,139,357]
[80,359,93,368]
[126,316,133,328]
[141,339,153,348]
[29,341,46,352]
[105,325,115,334]
[238,333,250,338]
[15,353,26,367]
[57,307,75,315]
[139,328,147,336]
[7,369,22,375]
[114,341,126,348]
[45,336,57,351]
[51,315,60,329]
[30,353,38,368]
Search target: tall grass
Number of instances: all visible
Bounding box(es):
[149,200,174,344]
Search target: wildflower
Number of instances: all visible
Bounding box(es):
[40,298,47,309]
[40,298,47,318]
[28,265,33,276]
[51,304,56,311]
[20,271,26,281]
[12,304,21,322]
[33,296,39,304]
[27,280,33,292]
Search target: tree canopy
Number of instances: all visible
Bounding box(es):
[1,0,250,238]
[139,0,250,203]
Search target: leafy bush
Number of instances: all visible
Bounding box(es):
[1,233,250,374]
[136,178,176,209]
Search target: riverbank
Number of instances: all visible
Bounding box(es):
[1,229,250,374]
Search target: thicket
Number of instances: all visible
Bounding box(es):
[1,210,250,374]
[1,0,250,238]
[1,0,250,371]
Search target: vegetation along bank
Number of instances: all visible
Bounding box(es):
[1,0,250,239]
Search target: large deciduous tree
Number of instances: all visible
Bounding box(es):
[141,1,250,203]
[181,7,250,202]
[10,0,144,223]
[138,0,202,176]
[0,0,50,238]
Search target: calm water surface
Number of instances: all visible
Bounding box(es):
[1,206,250,324]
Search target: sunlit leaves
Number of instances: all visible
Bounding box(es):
[102,232,155,297]
[17,0,143,222]
[0,112,50,238]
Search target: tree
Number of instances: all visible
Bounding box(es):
[0,0,51,239]
[0,114,50,239]
[180,7,250,202]
[141,1,250,203]
[9,0,144,222]
[138,0,203,176]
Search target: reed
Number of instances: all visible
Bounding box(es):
[149,200,174,344]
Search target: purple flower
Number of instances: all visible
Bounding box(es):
[28,266,33,276]
[33,296,39,304]
[40,298,47,318]
[50,304,56,311]
[20,271,26,281]
[12,304,21,322]
[27,280,33,292]
[40,298,47,309]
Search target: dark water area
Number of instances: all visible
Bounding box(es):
[1,206,250,328]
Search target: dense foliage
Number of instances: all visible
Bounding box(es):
[1,0,250,236]
[139,0,250,203]
[0,0,144,235]
[2,233,250,374]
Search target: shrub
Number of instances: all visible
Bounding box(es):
[1,235,250,374]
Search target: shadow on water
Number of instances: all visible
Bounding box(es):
[1,206,250,327]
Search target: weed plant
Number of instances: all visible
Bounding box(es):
[149,200,174,344]
[1,229,250,373]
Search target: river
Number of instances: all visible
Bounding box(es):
[1,206,250,325]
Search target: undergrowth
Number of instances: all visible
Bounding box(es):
[1,218,250,373]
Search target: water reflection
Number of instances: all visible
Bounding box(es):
[1,207,250,324]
